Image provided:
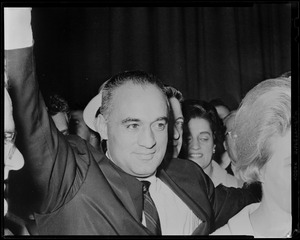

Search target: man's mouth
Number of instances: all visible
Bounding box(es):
[135,152,155,160]
[189,153,203,158]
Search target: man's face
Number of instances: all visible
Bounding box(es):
[4,88,24,215]
[51,112,69,135]
[169,97,183,158]
[104,82,169,178]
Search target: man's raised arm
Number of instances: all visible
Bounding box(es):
[4,8,78,213]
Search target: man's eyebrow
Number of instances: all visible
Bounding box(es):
[156,117,168,123]
[121,118,141,124]
[121,117,168,125]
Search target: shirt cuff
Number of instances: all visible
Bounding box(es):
[4,8,33,50]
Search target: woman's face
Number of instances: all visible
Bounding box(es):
[187,117,215,169]
[262,128,291,214]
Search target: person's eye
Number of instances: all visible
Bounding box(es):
[176,121,183,129]
[127,123,139,130]
[199,137,209,142]
[153,121,167,131]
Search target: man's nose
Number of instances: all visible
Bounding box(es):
[173,126,180,140]
[138,127,156,148]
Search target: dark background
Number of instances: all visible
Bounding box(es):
[31,3,293,111]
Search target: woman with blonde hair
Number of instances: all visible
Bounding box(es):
[212,75,291,237]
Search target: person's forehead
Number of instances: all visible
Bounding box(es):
[169,97,183,116]
[52,112,69,124]
[113,81,165,102]
[110,81,168,118]
[216,105,229,111]
[189,117,211,130]
[216,105,229,114]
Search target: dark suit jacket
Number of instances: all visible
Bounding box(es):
[6,47,258,235]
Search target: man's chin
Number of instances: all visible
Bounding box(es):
[133,166,158,178]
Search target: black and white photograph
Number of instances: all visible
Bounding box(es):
[3,2,298,237]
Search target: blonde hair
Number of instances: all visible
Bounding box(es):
[233,77,291,183]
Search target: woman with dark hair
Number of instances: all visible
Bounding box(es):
[179,99,242,188]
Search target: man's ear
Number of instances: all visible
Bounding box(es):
[95,114,108,140]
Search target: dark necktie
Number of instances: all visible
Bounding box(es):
[141,180,162,235]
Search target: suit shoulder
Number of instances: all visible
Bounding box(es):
[164,158,210,182]
[165,157,202,171]
[67,134,88,153]
[66,134,105,164]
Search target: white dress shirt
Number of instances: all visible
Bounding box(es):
[139,174,202,235]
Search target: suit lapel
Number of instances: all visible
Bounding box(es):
[99,157,140,222]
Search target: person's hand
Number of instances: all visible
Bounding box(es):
[4,7,33,50]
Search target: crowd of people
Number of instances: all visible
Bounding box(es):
[4,8,292,237]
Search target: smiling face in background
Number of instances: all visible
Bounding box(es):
[103,81,169,178]
[4,87,24,216]
[169,97,184,158]
[187,117,215,170]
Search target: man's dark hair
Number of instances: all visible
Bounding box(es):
[164,84,184,102]
[100,70,168,119]
[47,94,70,118]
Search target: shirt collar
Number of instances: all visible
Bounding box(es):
[137,173,158,192]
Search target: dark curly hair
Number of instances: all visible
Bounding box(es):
[179,99,226,164]
[47,94,70,119]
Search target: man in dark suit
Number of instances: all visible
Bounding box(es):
[5,8,259,235]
